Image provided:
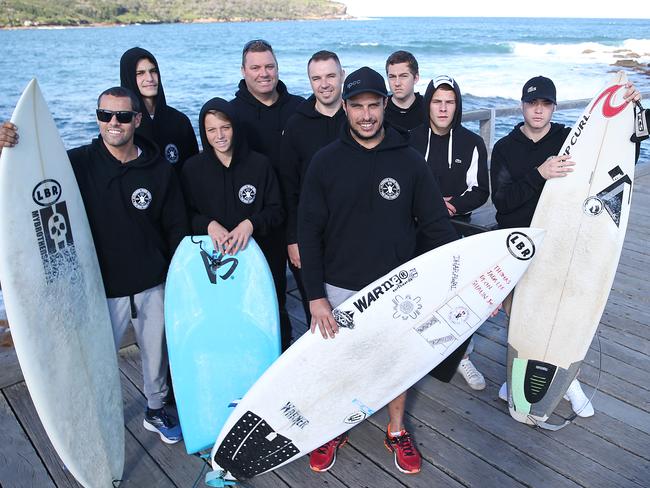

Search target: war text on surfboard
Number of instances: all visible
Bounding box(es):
[353,268,418,313]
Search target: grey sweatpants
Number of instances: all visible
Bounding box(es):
[107,283,169,410]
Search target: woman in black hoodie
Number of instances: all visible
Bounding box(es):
[180,98,287,337]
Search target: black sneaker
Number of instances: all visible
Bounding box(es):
[143,407,182,444]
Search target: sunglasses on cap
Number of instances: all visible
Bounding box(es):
[242,39,272,54]
[96,109,138,124]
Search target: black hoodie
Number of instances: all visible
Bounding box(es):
[385,92,425,131]
[298,123,458,300]
[279,95,346,244]
[68,135,188,298]
[120,47,198,170]
[410,79,489,216]
[230,79,304,173]
[180,98,284,238]
[490,122,571,228]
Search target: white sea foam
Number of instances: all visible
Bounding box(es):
[510,40,650,64]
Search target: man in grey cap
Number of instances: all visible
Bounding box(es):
[298,66,458,474]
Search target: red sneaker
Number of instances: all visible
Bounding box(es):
[384,427,421,474]
[309,434,349,472]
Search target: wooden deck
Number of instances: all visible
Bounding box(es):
[1,164,649,488]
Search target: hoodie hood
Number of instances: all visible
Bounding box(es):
[422,76,463,130]
[198,97,249,165]
[120,47,167,140]
[421,76,464,168]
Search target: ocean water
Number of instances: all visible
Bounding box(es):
[1,17,649,154]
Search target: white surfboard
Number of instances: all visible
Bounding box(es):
[0,80,124,486]
[210,228,544,480]
[506,72,636,426]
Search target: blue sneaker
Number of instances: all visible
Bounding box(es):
[143,407,182,444]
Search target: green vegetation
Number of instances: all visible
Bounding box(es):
[0,0,348,28]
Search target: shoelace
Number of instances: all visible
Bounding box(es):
[461,362,481,380]
[316,436,344,454]
[393,433,415,456]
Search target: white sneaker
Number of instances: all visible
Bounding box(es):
[563,379,594,417]
[498,382,508,401]
[457,358,486,390]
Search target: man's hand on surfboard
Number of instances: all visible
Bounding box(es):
[0,121,18,154]
[309,298,339,339]
[538,154,575,180]
[623,82,641,104]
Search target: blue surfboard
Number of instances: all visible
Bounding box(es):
[165,236,281,454]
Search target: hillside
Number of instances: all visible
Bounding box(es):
[0,0,348,28]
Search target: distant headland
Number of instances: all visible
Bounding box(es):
[0,0,350,29]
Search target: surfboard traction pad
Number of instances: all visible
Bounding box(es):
[507,344,581,423]
[213,411,299,480]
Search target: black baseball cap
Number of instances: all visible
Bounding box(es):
[521,76,556,104]
[342,66,388,100]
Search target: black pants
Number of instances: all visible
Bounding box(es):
[258,228,293,351]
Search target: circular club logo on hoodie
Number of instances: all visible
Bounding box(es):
[164,144,179,164]
[239,184,257,204]
[131,188,152,210]
[379,178,400,200]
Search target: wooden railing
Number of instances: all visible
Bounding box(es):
[462,91,650,156]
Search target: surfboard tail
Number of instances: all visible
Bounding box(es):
[507,345,581,426]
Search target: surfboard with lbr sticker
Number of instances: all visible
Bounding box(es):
[208,228,544,482]
[0,79,124,486]
[506,72,637,428]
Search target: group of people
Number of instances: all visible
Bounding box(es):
[0,40,644,476]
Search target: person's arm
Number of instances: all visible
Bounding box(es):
[448,138,489,215]
[246,159,285,236]
[490,143,547,215]
[160,168,189,257]
[179,163,215,236]
[414,162,459,251]
[278,125,302,245]
[297,157,328,301]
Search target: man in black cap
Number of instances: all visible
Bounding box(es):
[298,66,458,475]
[491,75,642,417]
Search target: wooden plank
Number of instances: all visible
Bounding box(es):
[273,455,351,488]
[0,346,22,389]
[117,353,207,487]
[117,345,290,488]
[412,375,640,488]
[349,417,464,488]
[3,381,173,487]
[0,392,55,488]
[385,392,579,488]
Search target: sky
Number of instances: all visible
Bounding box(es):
[340,0,650,19]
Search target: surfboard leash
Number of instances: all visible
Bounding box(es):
[526,330,603,431]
